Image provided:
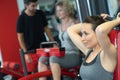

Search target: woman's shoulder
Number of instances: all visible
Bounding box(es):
[57,23,61,30]
[71,19,79,25]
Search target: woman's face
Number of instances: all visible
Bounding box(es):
[80,23,98,49]
[56,6,67,19]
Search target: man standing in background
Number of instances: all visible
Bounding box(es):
[16,0,54,73]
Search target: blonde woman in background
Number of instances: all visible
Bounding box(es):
[38,0,82,80]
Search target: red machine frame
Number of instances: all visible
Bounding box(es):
[18,42,80,80]
[0,30,120,80]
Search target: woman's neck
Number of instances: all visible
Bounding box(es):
[92,45,102,53]
[61,17,72,24]
[60,17,73,32]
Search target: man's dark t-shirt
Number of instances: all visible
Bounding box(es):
[17,10,48,50]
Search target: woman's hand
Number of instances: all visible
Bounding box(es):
[100,13,110,19]
[117,12,120,19]
[25,54,33,63]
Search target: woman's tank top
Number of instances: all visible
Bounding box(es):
[80,50,113,80]
[59,24,79,54]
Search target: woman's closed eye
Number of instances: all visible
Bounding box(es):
[79,32,82,37]
[84,32,89,35]
[80,31,89,37]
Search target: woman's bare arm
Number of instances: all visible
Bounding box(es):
[95,18,120,60]
[67,23,88,55]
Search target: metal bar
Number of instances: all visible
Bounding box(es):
[86,0,92,16]
[75,0,83,22]
[19,49,28,76]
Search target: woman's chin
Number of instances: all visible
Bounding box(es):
[86,46,92,49]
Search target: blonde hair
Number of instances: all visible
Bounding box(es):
[55,0,76,19]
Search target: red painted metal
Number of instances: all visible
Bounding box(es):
[117,31,120,80]
[0,1,119,79]
[0,0,24,78]
[18,67,79,80]
[26,53,39,72]
[36,48,65,57]
[0,68,23,78]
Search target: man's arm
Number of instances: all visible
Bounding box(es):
[17,33,32,63]
[44,26,54,42]
[17,33,27,52]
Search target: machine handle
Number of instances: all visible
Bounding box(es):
[104,16,113,21]
[40,41,59,48]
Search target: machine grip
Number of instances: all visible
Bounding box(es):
[40,41,58,48]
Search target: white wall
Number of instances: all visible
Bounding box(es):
[107,0,118,17]
[0,48,3,68]
[17,0,25,14]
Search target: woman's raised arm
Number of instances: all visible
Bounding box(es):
[67,23,88,55]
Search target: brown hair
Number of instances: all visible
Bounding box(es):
[24,0,38,4]
[83,16,106,31]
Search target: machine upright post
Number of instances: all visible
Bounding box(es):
[19,49,28,76]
